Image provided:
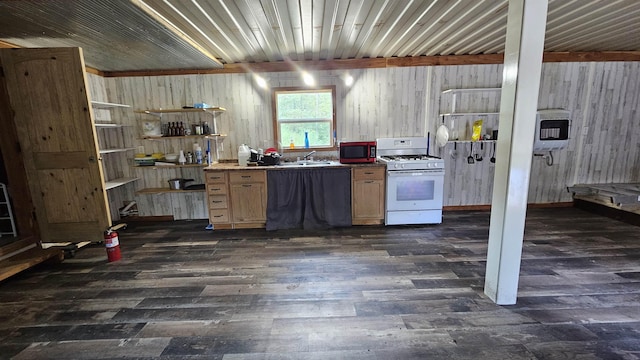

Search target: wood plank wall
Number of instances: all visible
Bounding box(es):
[90,62,640,217]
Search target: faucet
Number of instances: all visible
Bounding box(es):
[303,150,316,160]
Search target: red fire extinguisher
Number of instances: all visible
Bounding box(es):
[104,229,122,262]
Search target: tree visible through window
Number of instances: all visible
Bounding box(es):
[273,86,336,151]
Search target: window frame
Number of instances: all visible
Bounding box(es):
[272,85,337,152]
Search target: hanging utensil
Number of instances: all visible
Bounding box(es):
[436,115,449,147]
[467,142,475,164]
[475,142,484,162]
[490,142,496,163]
[450,142,458,159]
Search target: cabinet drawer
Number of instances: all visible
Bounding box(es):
[208,195,228,209]
[209,209,229,223]
[207,184,227,196]
[206,172,228,184]
[353,167,385,181]
[229,170,266,184]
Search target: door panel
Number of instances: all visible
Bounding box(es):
[0,48,110,242]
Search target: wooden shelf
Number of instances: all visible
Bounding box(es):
[140,134,227,140]
[135,188,206,195]
[91,101,131,109]
[99,147,136,154]
[135,107,226,116]
[105,177,139,190]
[133,164,208,169]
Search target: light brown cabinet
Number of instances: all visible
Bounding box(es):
[351,167,386,225]
[205,171,231,228]
[228,171,267,227]
[206,166,385,229]
[205,169,266,229]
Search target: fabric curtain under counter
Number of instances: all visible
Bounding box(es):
[266,168,352,231]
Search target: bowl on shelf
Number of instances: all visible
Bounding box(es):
[164,153,179,162]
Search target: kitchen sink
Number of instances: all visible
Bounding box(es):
[275,160,342,167]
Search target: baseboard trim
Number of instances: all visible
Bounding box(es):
[443,202,573,212]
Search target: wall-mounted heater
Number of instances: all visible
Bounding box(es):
[533,109,570,152]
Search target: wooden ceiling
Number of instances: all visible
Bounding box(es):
[0,0,639,74]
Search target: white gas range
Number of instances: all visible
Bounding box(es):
[377,137,445,225]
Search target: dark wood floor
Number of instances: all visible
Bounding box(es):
[1,207,640,359]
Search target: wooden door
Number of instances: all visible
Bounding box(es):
[0,48,110,242]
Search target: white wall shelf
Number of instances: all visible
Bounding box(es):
[99,147,136,154]
[0,183,17,237]
[442,88,501,94]
[105,177,139,190]
[441,87,501,115]
[91,101,131,109]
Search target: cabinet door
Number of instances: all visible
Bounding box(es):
[352,167,385,224]
[229,183,266,223]
[353,180,385,219]
[0,48,110,242]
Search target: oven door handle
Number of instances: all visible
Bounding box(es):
[387,170,444,177]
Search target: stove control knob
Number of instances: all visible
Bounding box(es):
[401,164,405,169]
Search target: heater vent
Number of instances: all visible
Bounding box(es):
[533,109,570,151]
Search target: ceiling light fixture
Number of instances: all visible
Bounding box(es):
[255,75,267,89]
[302,72,315,87]
[344,74,354,86]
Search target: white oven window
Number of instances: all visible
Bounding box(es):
[396,179,435,201]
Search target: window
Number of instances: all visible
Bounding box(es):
[272,86,336,151]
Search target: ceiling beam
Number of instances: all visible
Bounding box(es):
[100,51,640,77]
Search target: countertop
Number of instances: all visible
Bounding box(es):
[203,161,386,171]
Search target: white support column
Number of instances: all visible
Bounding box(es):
[484,0,549,305]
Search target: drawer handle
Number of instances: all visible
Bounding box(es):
[242,184,252,187]
[212,188,221,191]
[241,175,251,178]
[364,172,374,174]
[213,215,224,218]
[212,200,223,203]
[365,180,374,183]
